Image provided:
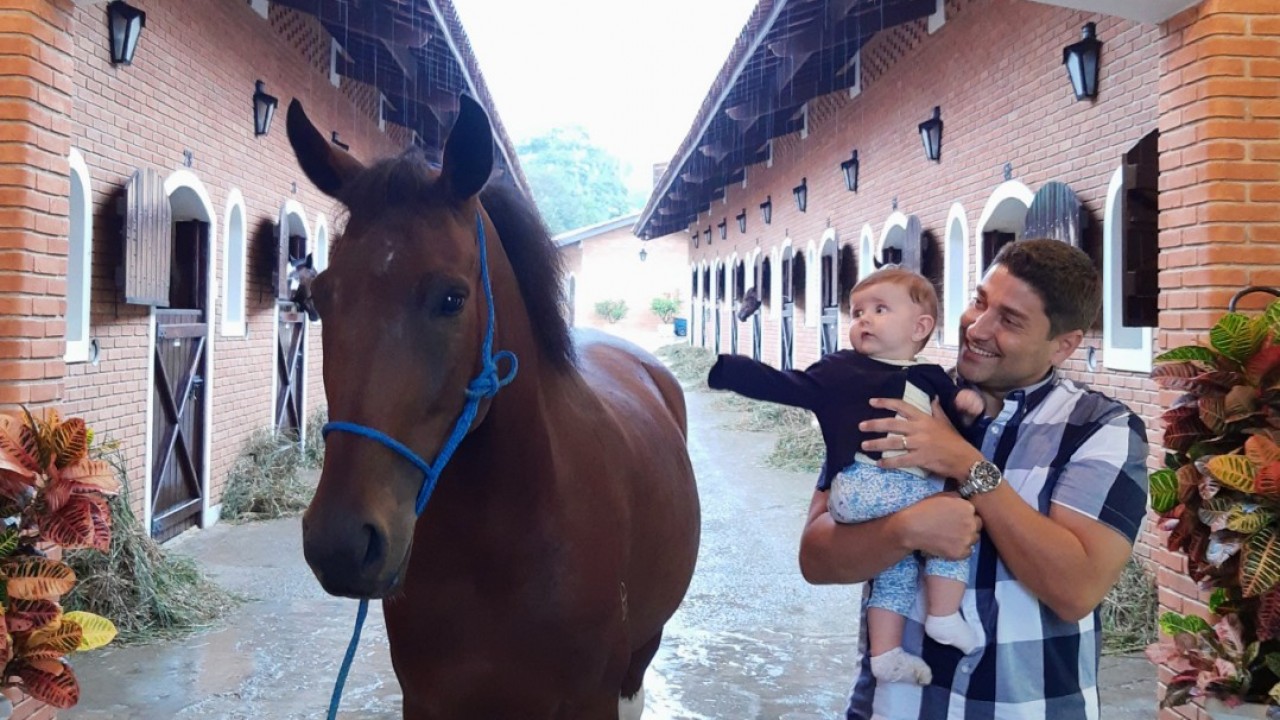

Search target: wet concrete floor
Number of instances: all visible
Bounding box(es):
[63,386,1156,719]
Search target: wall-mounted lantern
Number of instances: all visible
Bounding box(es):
[107,1,146,66]
[704,228,712,246]
[760,196,772,225]
[639,246,648,262]
[793,178,808,213]
[918,106,943,162]
[841,150,860,192]
[717,219,727,239]
[330,131,349,150]
[736,210,747,234]
[253,80,278,137]
[1063,22,1102,101]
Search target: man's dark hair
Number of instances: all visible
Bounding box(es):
[990,239,1100,337]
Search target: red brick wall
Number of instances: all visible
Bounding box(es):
[57,0,404,521]
[688,0,1160,424]
[0,0,74,410]
[1154,3,1280,717]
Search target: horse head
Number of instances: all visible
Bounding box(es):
[287,95,500,598]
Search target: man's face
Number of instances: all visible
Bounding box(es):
[957,264,1081,394]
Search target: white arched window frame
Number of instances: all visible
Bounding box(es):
[942,202,971,347]
[65,149,93,363]
[313,213,330,272]
[805,240,820,328]
[1102,166,1153,372]
[221,189,248,337]
[976,180,1034,270]
[858,224,876,280]
[879,211,910,267]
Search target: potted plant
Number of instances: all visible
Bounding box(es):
[0,408,119,715]
[594,299,628,324]
[1146,291,1280,717]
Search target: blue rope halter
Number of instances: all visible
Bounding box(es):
[320,213,517,720]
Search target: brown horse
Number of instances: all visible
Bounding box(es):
[287,95,700,719]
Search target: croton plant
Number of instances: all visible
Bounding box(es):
[0,409,118,709]
[1147,297,1280,709]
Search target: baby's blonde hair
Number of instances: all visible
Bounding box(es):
[850,266,939,320]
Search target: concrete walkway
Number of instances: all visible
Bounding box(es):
[62,386,1157,719]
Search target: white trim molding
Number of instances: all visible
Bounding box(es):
[858,224,876,280]
[65,148,93,363]
[976,180,1034,269]
[221,189,248,337]
[1102,166,1153,373]
[942,202,971,347]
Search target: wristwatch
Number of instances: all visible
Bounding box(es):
[958,460,1003,499]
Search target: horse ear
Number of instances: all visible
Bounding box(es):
[286,99,365,198]
[441,94,493,202]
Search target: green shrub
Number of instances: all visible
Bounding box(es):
[594,299,628,323]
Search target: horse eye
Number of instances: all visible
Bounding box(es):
[439,293,466,316]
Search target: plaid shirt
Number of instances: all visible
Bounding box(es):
[842,370,1149,720]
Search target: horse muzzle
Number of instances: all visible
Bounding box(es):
[301,506,408,599]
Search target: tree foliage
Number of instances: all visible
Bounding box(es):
[516,127,643,235]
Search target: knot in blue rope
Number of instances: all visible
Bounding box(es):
[466,349,518,399]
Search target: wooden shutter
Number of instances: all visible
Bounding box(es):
[1024,181,1085,247]
[1122,131,1160,327]
[123,168,172,306]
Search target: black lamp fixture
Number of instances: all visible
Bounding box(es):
[717,219,727,239]
[841,150,860,192]
[760,196,773,225]
[704,228,712,246]
[252,80,278,137]
[1063,22,1103,101]
[106,1,146,66]
[639,246,648,262]
[330,131,350,150]
[793,178,808,212]
[736,210,747,234]
[918,106,943,162]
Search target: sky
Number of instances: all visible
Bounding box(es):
[453,0,760,197]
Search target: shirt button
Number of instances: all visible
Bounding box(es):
[960,663,972,674]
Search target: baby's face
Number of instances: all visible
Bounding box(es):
[848,283,930,361]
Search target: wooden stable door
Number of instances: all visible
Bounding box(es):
[151,220,208,542]
[276,306,306,437]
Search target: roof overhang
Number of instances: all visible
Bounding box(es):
[553,213,642,248]
[634,0,937,240]
[1028,0,1200,24]
[271,0,528,194]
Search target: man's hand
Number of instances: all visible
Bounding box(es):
[899,493,984,560]
[859,397,984,480]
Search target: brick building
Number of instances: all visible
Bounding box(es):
[555,212,689,351]
[636,0,1278,716]
[0,1,517,714]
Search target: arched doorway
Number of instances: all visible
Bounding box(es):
[731,256,745,355]
[151,169,216,541]
[942,203,970,348]
[714,261,726,354]
[275,200,310,441]
[780,242,796,370]
[819,230,839,355]
[700,263,710,348]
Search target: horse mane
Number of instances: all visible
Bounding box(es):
[337,151,575,371]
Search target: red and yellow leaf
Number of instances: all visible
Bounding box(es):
[47,417,87,469]
[1245,345,1280,386]
[22,621,82,660]
[1225,385,1261,423]
[1242,525,1280,597]
[1248,434,1280,466]
[1259,587,1280,641]
[62,611,116,651]
[3,557,76,601]
[0,413,40,477]
[1153,361,1213,392]
[1200,395,1228,433]
[43,495,103,551]
[1207,454,1259,493]
[58,458,119,495]
[16,661,79,708]
[5,599,61,634]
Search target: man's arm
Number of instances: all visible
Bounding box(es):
[861,399,1146,622]
[799,488,983,585]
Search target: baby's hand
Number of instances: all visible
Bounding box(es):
[954,389,985,427]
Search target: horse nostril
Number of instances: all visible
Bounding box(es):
[362,523,385,570]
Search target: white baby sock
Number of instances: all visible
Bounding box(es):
[925,612,978,654]
[869,647,932,685]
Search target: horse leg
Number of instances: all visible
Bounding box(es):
[617,629,662,719]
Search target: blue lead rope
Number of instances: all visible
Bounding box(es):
[321,213,517,720]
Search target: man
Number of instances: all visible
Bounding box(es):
[798,239,1149,719]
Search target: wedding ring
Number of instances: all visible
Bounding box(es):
[901,435,909,451]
